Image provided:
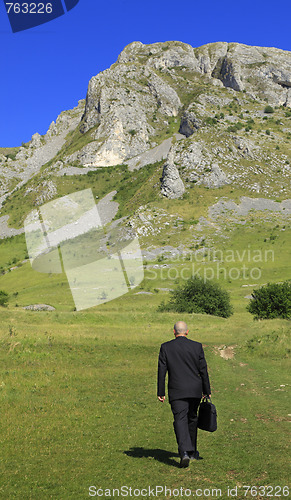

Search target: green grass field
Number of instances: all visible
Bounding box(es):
[0,221,290,499]
[0,304,290,499]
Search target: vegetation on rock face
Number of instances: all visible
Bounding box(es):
[158,276,233,318]
[247,281,291,319]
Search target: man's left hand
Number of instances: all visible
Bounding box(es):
[158,396,165,402]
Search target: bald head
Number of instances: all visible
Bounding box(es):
[174,321,188,336]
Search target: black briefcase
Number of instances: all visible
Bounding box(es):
[198,397,217,432]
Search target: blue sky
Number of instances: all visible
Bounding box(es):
[1,0,291,147]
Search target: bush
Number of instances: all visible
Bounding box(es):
[158,276,233,318]
[5,152,18,161]
[227,122,244,133]
[204,117,218,126]
[0,290,9,307]
[264,105,274,114]
[247,281,291,319]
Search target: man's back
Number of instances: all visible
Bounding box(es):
[157,336,210,402]
[157,322,212,467]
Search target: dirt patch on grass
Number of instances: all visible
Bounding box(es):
[214,345,236,359]
[255,414,291,422]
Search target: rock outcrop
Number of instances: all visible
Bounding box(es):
[0,100,85,208]
[179,110,201,137]
[199,163,230,188]
[23,304,56,311]
[161,149,185,199]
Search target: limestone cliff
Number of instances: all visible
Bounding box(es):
[0,40,290,216]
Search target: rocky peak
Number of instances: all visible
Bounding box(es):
[1,40,290,220]
[78,41,291,152]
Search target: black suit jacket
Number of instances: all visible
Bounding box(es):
[157,336,211,402]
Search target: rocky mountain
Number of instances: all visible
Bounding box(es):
[0,40,290,242]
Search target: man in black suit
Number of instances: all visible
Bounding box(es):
[157,320,211,468]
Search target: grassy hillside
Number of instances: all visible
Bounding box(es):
[0,212,290,498]
[0,293,290,499]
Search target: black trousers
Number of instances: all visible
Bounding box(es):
[170,397,200,457]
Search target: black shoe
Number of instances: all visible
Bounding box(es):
[180,452,190,468]
[189,451,203,460]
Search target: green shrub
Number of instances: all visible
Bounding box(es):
[227,122,244,133]
[5,152,17,161]
[264,105,274,114]
[0,290,9,307]
[247,281,291,319]
[158,276,233,318]
[205,117,218,126]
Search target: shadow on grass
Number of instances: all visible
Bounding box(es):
[124,447,180,468]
